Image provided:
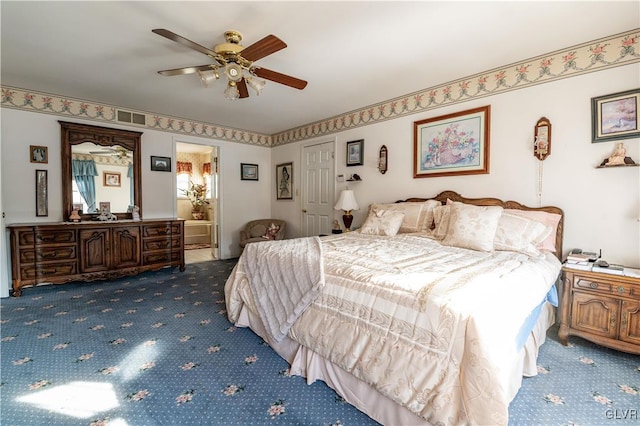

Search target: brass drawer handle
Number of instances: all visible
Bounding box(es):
[589,282,598,289]
[617,286,625,295]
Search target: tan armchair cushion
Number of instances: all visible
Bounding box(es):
[240,219,286,248]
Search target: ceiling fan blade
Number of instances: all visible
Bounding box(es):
[253,67,308,90]
[240,35,287,62]
[237,79,249,98]
[152,29,221,61]
[157,65,214,76]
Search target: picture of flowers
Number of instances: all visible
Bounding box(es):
[413,105,490,178]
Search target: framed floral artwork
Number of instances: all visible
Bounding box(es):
[591,89,640,143]
[413,105,490,178]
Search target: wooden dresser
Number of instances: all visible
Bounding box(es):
[559,267,640,354]
[8,219,185,296]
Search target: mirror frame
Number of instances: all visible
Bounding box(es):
[60,121,142,221]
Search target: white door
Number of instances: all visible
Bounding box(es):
[301,141,335,236]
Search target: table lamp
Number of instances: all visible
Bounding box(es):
[334,189,359,231]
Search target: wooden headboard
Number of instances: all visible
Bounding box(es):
[397,191,564,259]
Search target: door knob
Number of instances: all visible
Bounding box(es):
[302,209,307,213]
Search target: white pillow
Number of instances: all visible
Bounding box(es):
[494,212,552,257]
[504,209,561,252]
[369,200,440,233]
[359,209,405,236]
[441,202,503,252]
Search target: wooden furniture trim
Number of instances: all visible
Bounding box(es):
[60,121,143,221]
[397,190,564,258]
[8,219,184,297]
[560,268,640,355]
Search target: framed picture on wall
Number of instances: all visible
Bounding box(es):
[30,145,48,164]
[346,139,364,166]
[151,156,171,172]
[591,89,640,143]
[103,171,121,187]
[241,163,259,181]
[276,162,293,200]
[35,169,48,217]
[413,105,490,178]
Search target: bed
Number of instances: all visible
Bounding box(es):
[225,191,564,425]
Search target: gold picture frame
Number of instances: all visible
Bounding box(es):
[414,105,490,178]
[30,145,48,164]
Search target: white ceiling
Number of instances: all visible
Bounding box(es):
[2,1,638,136]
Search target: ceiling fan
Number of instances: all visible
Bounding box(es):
[153,28,308,99]
[89,147,132,160]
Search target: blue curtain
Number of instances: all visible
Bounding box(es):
[127,163,134,209]
[72,159,98,213]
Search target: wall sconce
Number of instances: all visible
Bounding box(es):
[378,145,388,174]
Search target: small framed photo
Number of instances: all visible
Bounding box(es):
[592,89,640,143]
[30,145,48,164]
[103,171,121,187]
[35,169,48,217]
[151,156,171,172]
[72,203,83,214]
[241,163,259,181]
[346,139,364,166]
[276,162,293,200]
[99,202,111,214]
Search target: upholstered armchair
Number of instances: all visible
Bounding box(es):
[239,219,286,248]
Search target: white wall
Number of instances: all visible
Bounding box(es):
[1,111,272,295]
[272,64,640,268]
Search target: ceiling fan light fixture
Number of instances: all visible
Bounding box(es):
[225,63,243,82]
[197,70,218,87]
[224,81,240,100]
[246,76,266,95]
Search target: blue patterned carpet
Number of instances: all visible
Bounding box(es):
[1,260,638,426]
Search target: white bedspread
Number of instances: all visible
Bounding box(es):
[228,236,324,342]
[225,232,561,425]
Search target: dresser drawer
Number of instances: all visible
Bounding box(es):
[142,251,180,265]
[20,261,77,279]
[20,245,77,263]
[143,224,175,237]
[142,237,180,252]
[34,229,76,245]
[574,277,636,297]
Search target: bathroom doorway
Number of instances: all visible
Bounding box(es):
[176,142,220,263]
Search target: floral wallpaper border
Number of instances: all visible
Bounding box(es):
[2,29,639,148]
[272,28,640,146]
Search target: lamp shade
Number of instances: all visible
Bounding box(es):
[334,189,359,211]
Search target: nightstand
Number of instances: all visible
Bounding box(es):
[559,267,640,355]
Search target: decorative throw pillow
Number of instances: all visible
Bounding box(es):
[370,200,440,233]
[504,209,561,252]
[494,212,552,257]
[442,202,503,252]
[431,204,452,240]
[264,223,280,240]
[359,209,405,236]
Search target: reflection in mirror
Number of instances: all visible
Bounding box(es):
[60,121,142,221]
[71,142,134,213]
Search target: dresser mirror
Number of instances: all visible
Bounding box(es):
[60,121,142,221]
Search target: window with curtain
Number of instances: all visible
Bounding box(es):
[203,162,212,199]
[176,161,192,197]
[71,159,98,213]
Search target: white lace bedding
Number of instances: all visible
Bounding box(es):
[225,232,561,425]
